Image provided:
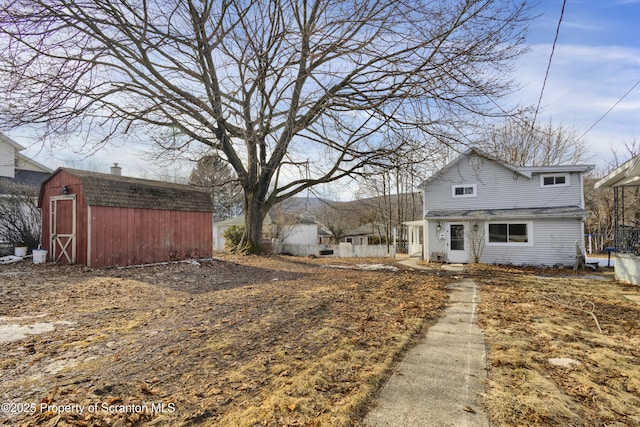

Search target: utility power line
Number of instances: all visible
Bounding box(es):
[531,0,566,131]
[576,78,640,142]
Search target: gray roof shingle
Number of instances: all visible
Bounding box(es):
[0,170,51,188]
[46,168,213,212]
[424,206,587,220]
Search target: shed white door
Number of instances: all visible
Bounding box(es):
[447,222,468,263]
[50,195,77,263]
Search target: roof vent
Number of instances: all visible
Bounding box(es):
[110,163,122,176]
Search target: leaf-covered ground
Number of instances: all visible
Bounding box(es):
[0,255,448,426]
[2,256,638,426]
[473,263,640,426]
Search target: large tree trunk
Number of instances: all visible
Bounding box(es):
[242,187,267,254]
[0,1,533,259]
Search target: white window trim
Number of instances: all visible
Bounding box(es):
[540,173,570,188]
[451,183,477,198]
[485,222,533,246]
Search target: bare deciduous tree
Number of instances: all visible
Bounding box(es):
[0,181,41,251]
[479,113,591,166]
[610,137,640,168]
[357,132,442,252]
[0,0,532,252]
[583,174,615,253]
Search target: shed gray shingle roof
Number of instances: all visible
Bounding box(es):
[46,168,213,212]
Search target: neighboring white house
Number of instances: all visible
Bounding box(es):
[341,222,387,246]
[594,153,640,285]
[276,213,333,255]
[279,213,323,245]
[212,212,331,253]
[0,133,52,183]
[412,148,594,266]
[0,133,52,251]
[212,213,277,251]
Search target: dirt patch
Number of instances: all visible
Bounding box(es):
[473,264,640,426]
[0,255,448,426]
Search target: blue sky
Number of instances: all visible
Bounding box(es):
[14,0,640,177]
[514,0,640,169]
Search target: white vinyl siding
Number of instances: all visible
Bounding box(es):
[422,151,589,266]
[424,154,584,212]
[0,142,16,178]
[479,218,581,266]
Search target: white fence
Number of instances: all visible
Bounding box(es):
[276,242,395,258]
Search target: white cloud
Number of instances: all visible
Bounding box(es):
[508,42,640,168]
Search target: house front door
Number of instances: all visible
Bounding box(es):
[50,195,77,263]
[447,222,468,263]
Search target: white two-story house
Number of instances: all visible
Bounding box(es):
[418,148,594,266]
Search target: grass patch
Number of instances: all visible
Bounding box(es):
[0,256,447,426]
[473,264,640,426]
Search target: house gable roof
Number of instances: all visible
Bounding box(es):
[420,148,528,187]
[40,168,213,212]
[16,152,53,174]
[420,147,595,188]
[517,164,594,177]
[0,133,25,151]
[0,133,52,182]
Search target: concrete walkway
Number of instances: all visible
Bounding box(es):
[365,260,489,426]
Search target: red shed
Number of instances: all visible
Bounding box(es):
[38,168,213,267]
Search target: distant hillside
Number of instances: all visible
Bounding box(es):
[273,193,423,240]
[275,196,329,213]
